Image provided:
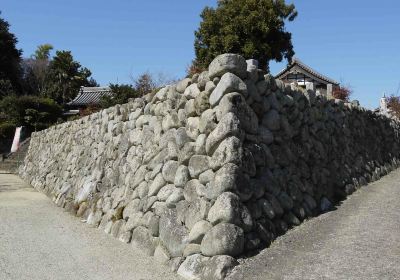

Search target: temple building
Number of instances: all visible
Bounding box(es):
[65,86,112,115]
[275,58,339,98]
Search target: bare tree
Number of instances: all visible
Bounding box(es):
[130,71,177,96]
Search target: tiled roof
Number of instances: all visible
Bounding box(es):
[275,58,339,85]
[68,87,112,106]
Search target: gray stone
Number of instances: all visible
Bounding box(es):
[157,184,177,201]
[194,91,211,115]
[208,53,247,80]
[148,173,166,197]
[162,160,179,183]
[131,226,157,256]
[187,220,213,244]
[262,109,281,131]
[205,112,243,155]
[201,223,244,257]
[198,71,210,90]
[205,81,216,94]
[118,230,132,243]
[320,197,333,212]
[210,136,243,170]
[154,244,171,264]
[216,92,259,134]
[177,78,192,93]
[184,83,201,99]
[183,198,211,230]
[166,188,184,204]
[206,163,244,200]
[195,134,207,155]
[186,117,200,140]
[185,99,197,117]
[258,125,274,145]
[184,179,202,202]
[177,254,208,280]
[111,219,125,238]
[199,109,217,135]
[183,244,202,257]
[188,155,211,178]
[175,127,191,149]
[207,192,253,232]
[258,198,276,219]
[87,210,102,227]
[178,142,196,165]
[202,255,239,280]
[174,165,190,188]
[210,73,247,107]
[265,193,284,217]
[125,212,144,232]
[199,169,215,185]
[159,209,189,257]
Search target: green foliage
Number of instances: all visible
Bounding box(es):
[0,95,62,132]
[99,84,138,109]
[32,44,53,60]
[0,79,16,97]
[0,12,22,93]
[41,50,95,104]
[194,0,297,70]
[0,120,16,139]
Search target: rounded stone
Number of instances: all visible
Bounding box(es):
[201,223,244,257]
[208,53,247,80]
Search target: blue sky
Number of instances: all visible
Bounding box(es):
[2,0,400,109]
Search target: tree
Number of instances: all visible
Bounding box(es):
[21,44,54,95]
[194,0,297,70]
[332,85,352,101]
[32,44,53,60]
[0,12,22,94]
[99,84,138,109]
[0,95,62,132]
[42,50,95,105]
[134,72,156,97]
[387,95,400,119]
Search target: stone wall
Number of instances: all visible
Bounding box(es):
[20,54,400,280]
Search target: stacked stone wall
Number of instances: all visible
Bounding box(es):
[20,54,400,279]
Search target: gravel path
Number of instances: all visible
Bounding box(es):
[228,168,400,280]
[2,170,400,280]
[0,174,179,280]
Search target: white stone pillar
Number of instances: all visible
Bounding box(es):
[327,84,333,99]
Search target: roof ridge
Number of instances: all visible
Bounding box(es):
[275,58,339,85]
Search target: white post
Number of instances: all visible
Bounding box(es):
[327,84,333,99]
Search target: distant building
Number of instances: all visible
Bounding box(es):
[65,86,112,115]
[377,93,397,119]
[275,58,339,98]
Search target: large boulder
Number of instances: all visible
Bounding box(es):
[209,73,247,107]
[131,226,157,256]
[216,92,259,134]
[188,155,211,178]
[207,192,253,232]
[177,254,208,280]
[206,163,250,200]
[201,223,244,257]
[205,112,243,155]
[210,136,243,170]
[208,54,247,80]
[159,209,189,257]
